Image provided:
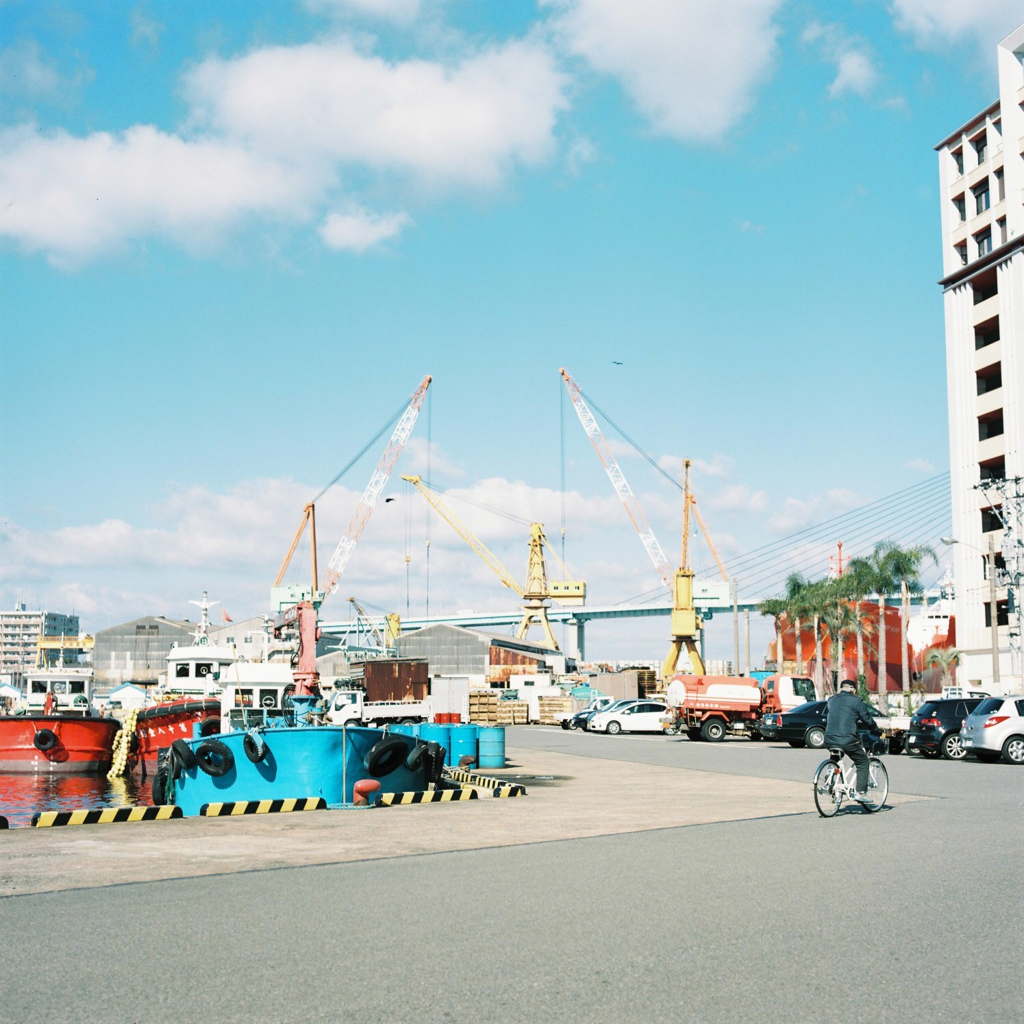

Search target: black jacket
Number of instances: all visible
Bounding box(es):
[823,692,878,746]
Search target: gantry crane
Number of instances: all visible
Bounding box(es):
[402,475,585,651]
[272,374,431,692]
[560,367,728,679]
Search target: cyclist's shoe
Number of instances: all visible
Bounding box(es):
[853,791,872,803]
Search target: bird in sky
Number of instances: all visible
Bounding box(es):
[385,497,396,502]
[613,360,623,365]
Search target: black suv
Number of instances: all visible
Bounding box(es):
[906,698,987,760]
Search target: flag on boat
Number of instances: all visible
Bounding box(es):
[221,609,233,623]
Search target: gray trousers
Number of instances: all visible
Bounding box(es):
[833,740,870,792]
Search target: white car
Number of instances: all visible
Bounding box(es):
[961,695,1024,764]
[589,700,670,735]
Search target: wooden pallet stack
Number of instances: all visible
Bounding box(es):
[496,701,528,725]
[537,695,573,725]
[468,690,500,724]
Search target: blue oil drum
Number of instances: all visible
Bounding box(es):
[390,723,415,737]
[418,723,452,766]
[477,726,505,768]
[448,724,479,768]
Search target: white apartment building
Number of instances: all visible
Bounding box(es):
[0,603,81,682]
[936,25,1024,690]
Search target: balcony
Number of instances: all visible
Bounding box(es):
[972,294,999,325]
[978,435,1005,464]
[967,163,989,189]
[976,387,1003,417]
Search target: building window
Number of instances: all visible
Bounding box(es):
[972,274,997,303]
[997,217,1007,245]
[981,506,1003,533]
[955,242,968,266]
[991,118,1002,137]
[135,625,147,635]
[952,148,964,175]
[984,601,1009,628]
[994,169,1005,201]
[953,195,966,222]
[973,132,987,162]
[973,182,990,214]
[977,364,1002,395]
[978,413,1003,441]
[975,322,999,349]
[980,456,1005,481]
[976,230,992,257]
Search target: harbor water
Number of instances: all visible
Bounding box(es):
[0,772,155,828]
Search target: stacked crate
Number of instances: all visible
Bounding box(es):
[496,700,529,725]
[637,669,660,699]
[537,695,573,725]
[468,690,500,724]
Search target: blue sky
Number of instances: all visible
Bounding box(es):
[2,0,1022,661]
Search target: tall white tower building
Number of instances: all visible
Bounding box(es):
[936,25,1024,689]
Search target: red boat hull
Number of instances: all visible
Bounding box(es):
[0,715,121,774]
[134,699,221,765]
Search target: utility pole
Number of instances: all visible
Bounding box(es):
[989,533,1000,689]
[743,607,750,676]
[732,579,739,676]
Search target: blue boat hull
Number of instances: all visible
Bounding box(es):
[170,726,428,816]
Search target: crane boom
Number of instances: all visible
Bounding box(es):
[560,367,673,587]
[402,476,525,596]
[321,375,432,599]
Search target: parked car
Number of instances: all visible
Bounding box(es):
[561,697,616,730]
[760,700,886,750]
[961,695,1024,764]
[905,697,987,760]
[589,700,670,735]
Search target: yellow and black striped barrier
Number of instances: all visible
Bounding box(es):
[376,788,479,806]
[200,797,327,816]
[443,766,528,797]
[32,806,183,827]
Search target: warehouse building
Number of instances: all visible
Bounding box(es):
[91,615,193,690]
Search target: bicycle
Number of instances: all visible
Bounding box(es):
[812,742,888,817]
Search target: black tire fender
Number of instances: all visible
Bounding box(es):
[151,769,167,806]
[243,730,267,764]
[364,737,408,778]
[195,739,235,778]
[170,738,197,770]
[405,742,427,772]
[199,718,221,737]
[33,728,58,752]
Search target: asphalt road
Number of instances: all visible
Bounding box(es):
[3,729,1021,1024]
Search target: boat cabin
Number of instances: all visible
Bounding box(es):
[23,667,95,714]
[161,639,237,697]
[218,663,298,732]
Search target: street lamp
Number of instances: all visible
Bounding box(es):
[941,535,1000,687]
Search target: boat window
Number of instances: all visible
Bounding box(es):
[175,664,190,678]
[52,681,67,694]
[234,688,254,707]
[259,688,278,709]
[31,681,47,693]
[69,681,85,694]
[196,663,214,677]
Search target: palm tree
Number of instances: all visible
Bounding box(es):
[878,542,937,696]
[757,597,787,673]
[923,647,962,690]
[798,579,829,698]
[863,543,900,711]
[783,573,810,676]
[844,556,876,682]
[820,592,860,695]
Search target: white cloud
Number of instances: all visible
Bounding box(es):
[903,458,935,475]
[766,488,863,533]
[737,219,766,234]
[890,0,1023,51]
[401,437,467,479]
[566,136,597,176]
[130,9,165,48]
[707,484,769,513]
[546,0,783,142]
[803,21,879,99]
[320,207,411,251]
[0,40,70,99]
[0,124,317,267]
[304,0,423,26]
[183,37,568,188]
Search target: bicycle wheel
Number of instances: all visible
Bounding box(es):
[861,758,888,812]
[813,760,842,817]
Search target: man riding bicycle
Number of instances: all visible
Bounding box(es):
[824,679,882,803]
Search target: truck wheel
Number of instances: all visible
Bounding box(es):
[701,719,726,742]
[805,727,825,749]
[788,740,806,748]
[687,729,702,741]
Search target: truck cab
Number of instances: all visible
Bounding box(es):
[326,689,365,725]
[763,675,817,712]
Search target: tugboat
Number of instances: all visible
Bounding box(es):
[155,600,439,812]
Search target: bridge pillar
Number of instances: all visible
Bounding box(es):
[568,618,585,662]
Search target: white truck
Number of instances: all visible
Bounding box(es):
[325,689,434,727]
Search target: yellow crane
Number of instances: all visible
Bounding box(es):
[402,475,585,651]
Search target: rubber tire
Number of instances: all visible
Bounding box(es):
[364,737,407,778]
[199,718,221,737]
[701,719,726,742]
[405,743,427,772]
[33,729,57,752]
[974,750,1001,763]
[788,740,806,748]
[941,732,967,761]
[1001,735,1024,765]
[170,739,197,770]
[605,721,622,735]
[151,768,167,806]
[195,739,234,777]
[860,758,889,812]
[921,748,941,759]
[805,727,825,749]
[813,760,842,817]
[243,731,267,764]
[687,729,702,741]
[748,730,763,741]
[560,720,570,730]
